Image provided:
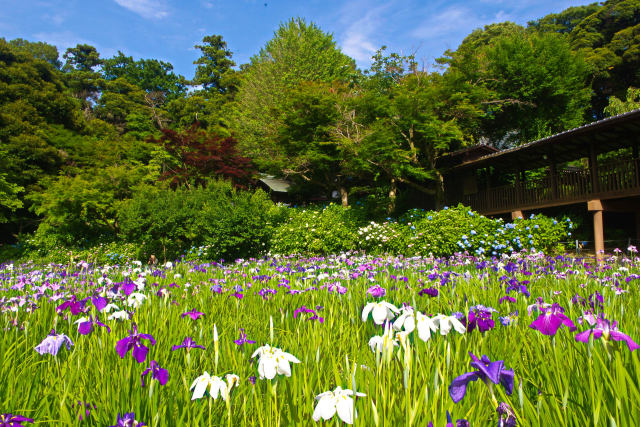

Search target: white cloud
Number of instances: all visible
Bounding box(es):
[411,6,481,39]
[113,0,169,19]
[336,1,393,66]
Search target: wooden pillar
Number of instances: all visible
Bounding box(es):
[511,210,524,220]
[636,212,640,243]
[588,200,604,261]
[550,154,558,200]
[634,143,639,188]
[589,144,600,194]
[515,169,522,205]
[593,210,604,260]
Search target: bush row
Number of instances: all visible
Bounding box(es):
[4,185,572,263]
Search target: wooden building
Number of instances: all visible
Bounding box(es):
[442,109,640,257]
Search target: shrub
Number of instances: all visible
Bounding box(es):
[270,204,361,255]
[117,179,283,262]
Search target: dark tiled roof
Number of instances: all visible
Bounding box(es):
[453,108,640,171]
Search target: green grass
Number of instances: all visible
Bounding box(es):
[1,253,639,426]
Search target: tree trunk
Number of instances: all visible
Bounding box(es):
[388,178,397,214]
[435,170,446,210]
[340,186,348,207]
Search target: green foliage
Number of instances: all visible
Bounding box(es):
[604,86,640,115]
[117,180,282,262]
[193,35,237,95]
[7,38,62,68]
[270,204,361,255]
[567,0,640,117]
[30,165,147,247]
[234,17,356,172]
[399,205,570,257]
[441,25,591,146]
[271,204,570,257]
[102,51,187,101]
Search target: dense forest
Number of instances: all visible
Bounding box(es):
[2,0,640,254]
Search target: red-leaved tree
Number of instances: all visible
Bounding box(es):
[150,123,255,188]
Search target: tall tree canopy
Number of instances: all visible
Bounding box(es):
[440,24,591,146]
[193,35,237,95]
[233,17,356,170]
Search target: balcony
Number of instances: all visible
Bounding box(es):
[459,158,640,215]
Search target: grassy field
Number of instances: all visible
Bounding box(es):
[1,251,639,426]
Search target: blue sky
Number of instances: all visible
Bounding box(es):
[3,0,592,78]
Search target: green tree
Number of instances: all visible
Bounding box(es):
[604,86,640,115]
[568,0,640,117]
[233,17,357,168]
[102,51,187,101]
[62,44,103,113]
[193,35,237,95]
[440,25,590,146]
[528,3,602,34]
[7,38,62,68]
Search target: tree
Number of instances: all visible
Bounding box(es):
[7,38,62,68]
[149,124,255,189]
[63,44,102,72]
[62,44,103,113]
[193,35,237,95]
[440,25,591,146]
[604,86,640,115]
[568,0,640,118]
[102,51,187,101]
[528,3,602,34]
[233,18,356,168]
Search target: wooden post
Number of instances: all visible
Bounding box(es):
[511,210,524,220]
[515,169,522,205]
[635,212,640,244]
[588,200,604,261]
[549,152,558,200]
[589,144,600,194]
[593,209,604,261]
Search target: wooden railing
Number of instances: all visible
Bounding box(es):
[457,158,640,214]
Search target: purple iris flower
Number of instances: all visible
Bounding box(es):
[418,287,439,297]
[77,315,110,335]
[505,278,530,297]
[71,401,96,421]
[0,413,34,426]
[34,329,74,356]
[181,309,205,320]
[427,411,469,427]
[588,291,604,311]
[366,285,386,298]
[141,360,169,387]
[91,296,108,312]
[467,305,495,332]
[528,303,576,336]
[171,336,205,352]
[499,295,516,304]
[110,412,146,427]
[575,314,640,351]
[115,324,156,363]
[497,402,517,427]
[56,296,89,315]
[499,311,518,326]
[293,305,324,322]
[258,288,277,300]
[448,352,514,403]
[233,328,256,346]
[119,280,136,296]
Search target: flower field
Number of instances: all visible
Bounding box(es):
[1,250,640,426]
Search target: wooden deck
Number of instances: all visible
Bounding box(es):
[456,158,640,215]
